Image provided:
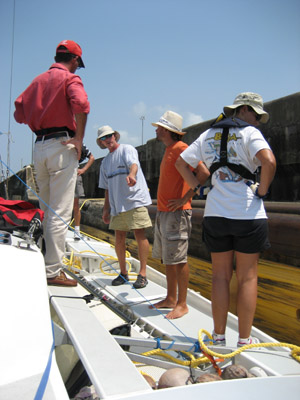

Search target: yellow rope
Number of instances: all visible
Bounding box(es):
[70,225,131,259]
[139,330,300,369]
[99,256,133,276]
[64,249,137,278]
[136,369,157,386]
[70,202,132,258]
[64,225,133,275]
[198,329,300,363]
[64,250,300,364]
[70,198,92,227]
[63,253,81,270]
[140,371,156,380]
[141,348,211,368]
[64,229,300,366]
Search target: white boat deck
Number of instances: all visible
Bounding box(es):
[49,285,152,399]
[73,272,300,376]
[1,234,69,400]
[85,273,214,343]
[64,234,300,378]
[1,230,299,400]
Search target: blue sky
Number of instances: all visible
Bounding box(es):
[0,0,299,176]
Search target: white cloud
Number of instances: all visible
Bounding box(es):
[133,103,178,119]
[152,104,178,115]
[119,129,141,147]
[133,101,147,117]
[93,123,100,129]
[184,112,204,127]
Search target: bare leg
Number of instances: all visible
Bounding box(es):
[166,262,189,319]
[211,251,234,334]
[73,197,81,227]
[149,266,177,309]
[235,251,259,338]
[133,229,149,277]
[114,230,127,275]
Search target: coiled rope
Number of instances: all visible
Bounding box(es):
[198,329,300,363]
[138,328,300,370]
[64,249,136,278]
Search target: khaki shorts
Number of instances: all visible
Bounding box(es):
[152,210,192,265]
[109,206,152,231]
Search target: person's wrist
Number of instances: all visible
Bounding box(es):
[255,187,268,199]
[193,183,201,193]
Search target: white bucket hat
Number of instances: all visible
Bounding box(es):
[152,110,186,135]
[223,92,269,123]
[96,125,120,149]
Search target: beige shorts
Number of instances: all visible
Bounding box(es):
[152,210,192,265]
[109,206,152,231]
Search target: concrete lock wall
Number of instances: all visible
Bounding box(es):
[2,91,298,201]
[83,92,300,202]
[1,92,299,267]
[79,199,300,268]
[77,92,300,268]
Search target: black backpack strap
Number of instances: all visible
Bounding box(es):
[223,163,256,180]
[209,127,229,175]
[209,127,256,181]
[220,127,229,165]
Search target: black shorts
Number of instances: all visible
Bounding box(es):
[202,217,270,254]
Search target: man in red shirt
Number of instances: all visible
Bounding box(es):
[14,40,90,286]
[151,111,209,319]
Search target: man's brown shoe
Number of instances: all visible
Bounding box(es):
[47,271,77,287]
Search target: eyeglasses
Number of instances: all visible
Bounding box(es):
[100,133,113,141]
[247,106,261,121]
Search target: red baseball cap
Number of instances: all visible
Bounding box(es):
[56,40,85,68]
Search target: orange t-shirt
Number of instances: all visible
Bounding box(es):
[157,141,192,211]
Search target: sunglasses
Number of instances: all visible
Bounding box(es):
[100,133,113,141]
[247,106,261,121]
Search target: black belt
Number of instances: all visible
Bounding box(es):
[35,126,74,135]
[35,126,75,142]
[35,131,70,142]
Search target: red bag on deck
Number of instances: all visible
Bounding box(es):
[0,197,44,230]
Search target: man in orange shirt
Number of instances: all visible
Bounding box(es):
[151,111,209,319]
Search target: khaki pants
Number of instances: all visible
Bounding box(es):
[34,136,77,277]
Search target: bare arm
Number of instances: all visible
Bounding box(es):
[78,154,95,176]
[255,148,276,197]
[194,161,210,185]
[126,163,138,186]
[102,189,111,224]
[168,161,210,211]
[167,188,195,212]
[175,156,209,195]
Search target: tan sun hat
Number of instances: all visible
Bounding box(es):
[223,92,269,123]
[152,110,186,135]
[96,125,120,149]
